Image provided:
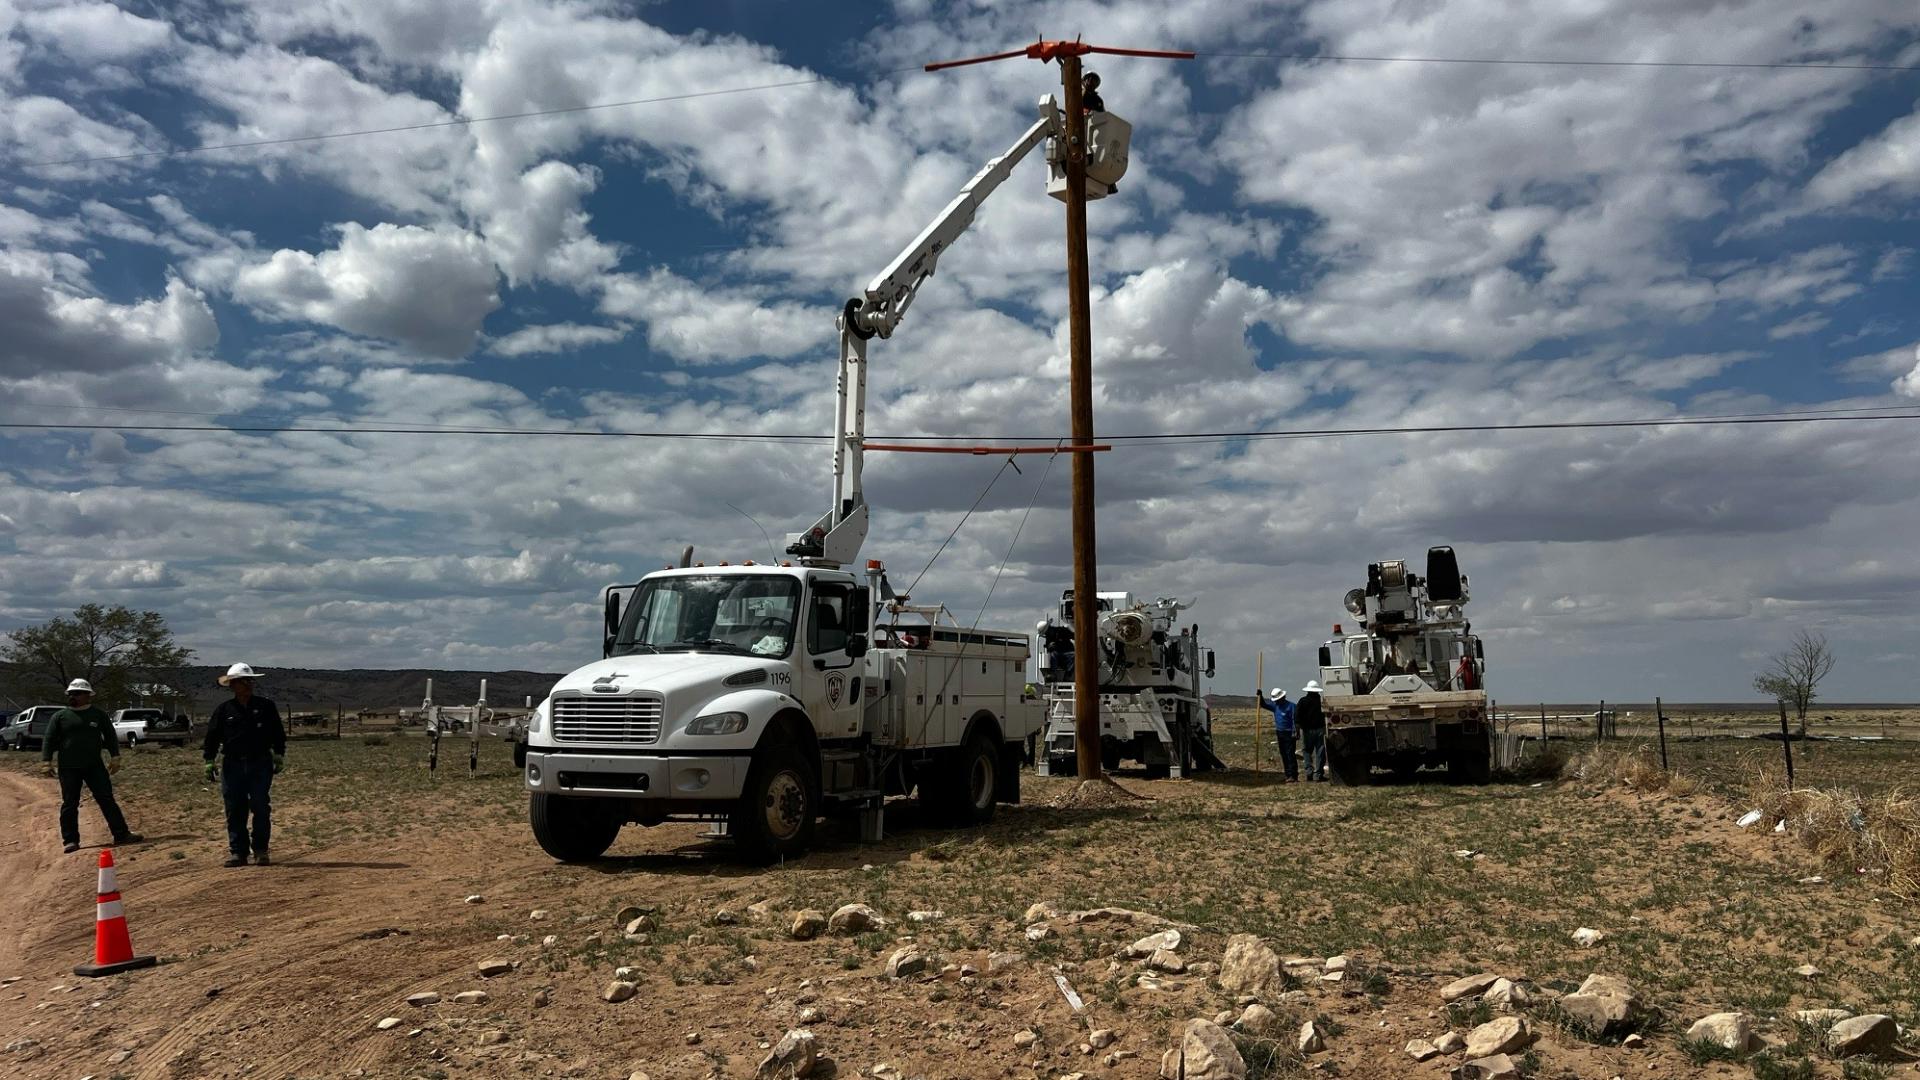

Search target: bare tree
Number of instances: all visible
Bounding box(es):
[1752,629,1836,736]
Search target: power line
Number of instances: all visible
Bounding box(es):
[19,46,1914,170]
[6,408,1920,444]
[1201,50,1920,73]
[15,71,917,170]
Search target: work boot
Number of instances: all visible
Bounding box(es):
[63,842,80,854]
[224,855,248,868]
[254,851,271,866]
[113,832,144,844]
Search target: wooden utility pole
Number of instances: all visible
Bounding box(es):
[1060,52,1105,781]
[922,38,1194,785]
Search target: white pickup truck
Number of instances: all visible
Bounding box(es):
[110,707,192,746]
[523,562,1040,862]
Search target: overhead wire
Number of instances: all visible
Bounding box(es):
[16,47,1915,170]
[6,407,1920,445]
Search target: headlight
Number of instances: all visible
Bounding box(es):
[529,699,549,735]
[686,711,749,736]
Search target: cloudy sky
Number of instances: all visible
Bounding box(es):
[2,0,1918,704]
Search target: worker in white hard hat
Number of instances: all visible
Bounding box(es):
[1298,680,1328,782]
[1258,687,1298,782]
[41,678,143,853]
[204,663,286,867]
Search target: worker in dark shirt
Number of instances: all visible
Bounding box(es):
[203,663,286,867]
[42,679,142,853]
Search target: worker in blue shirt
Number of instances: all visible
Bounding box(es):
[1259,687,1298,782]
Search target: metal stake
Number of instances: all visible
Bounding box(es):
[1656,696,1668,771]
[1778,699,1795,790]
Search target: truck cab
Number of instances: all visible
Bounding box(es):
[523,562,1038,862]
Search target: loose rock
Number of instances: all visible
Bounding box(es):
[453,991,489,1005]
[1024,901,1059,922]
[1406,1039,1439,1062]
[711,908,739,926]
[1827,1014,1898,1060]
[1089,1029,1116,1049]
[987,951,1022,972]
[1012,1030,1038,1049]
[603,981,637,1004]
[828,904,882,934]
[757,1028,818,1078]
[1188,961,1219,979]
[463,894,485,904]
[625,915,658,935]
[1324,954,1349,972]
[906,910,944,923]
[476,959,513,978]
[1793,963,1821,978]
[475,1029,509,1047]
[405,992,441,1007]
[1217,934,1286,999]
[1146,948,1186,974]
[1463,1017,1530,1058]
[1571,927,1606,948]
[1434,1031,1466,1054]
[1180,1019,1248,1080]
[1440,973,1500,1003]
[1485,978,1530,1010]
[789,909,828,940]
[1558,974,1644,1037]
[1025,923,1053,942]
[376,1017,402,1031]
[531,988,550,1008]
[529,909,548,921]
[1235,1004,1279,1036]
[1297,1019,1325,1054]
[1453,1053,1519,1079]
[614,904,649,926]
[1621,1033,1645,1049]
[1686,1012,1758,1054]
[1125,930,1182,958]
[884,948,929,980]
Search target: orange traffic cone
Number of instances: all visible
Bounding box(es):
[74,849,157,977]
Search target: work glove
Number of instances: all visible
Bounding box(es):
[271,753,286,775]
[108,757,121,775]
[204,761,217,783]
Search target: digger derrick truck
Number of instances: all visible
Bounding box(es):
[1036,591,1224,778]
[521,91,1134,862]
[1317,547,1490,786]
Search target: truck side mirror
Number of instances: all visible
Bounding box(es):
[1204,650,1216,678]
[603,588,623,658]
[846,633,868,659]
[1318,645,1332,667]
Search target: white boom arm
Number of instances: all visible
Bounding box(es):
[786,97,1062,567]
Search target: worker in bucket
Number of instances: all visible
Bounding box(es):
[203,663,286,867]
[1297,680,1327,782]
[41,679,143,854]
[1260,687,1298,782]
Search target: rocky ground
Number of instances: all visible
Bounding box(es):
[1,723,1916,1080]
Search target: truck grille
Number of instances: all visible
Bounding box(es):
[551,695,663,744]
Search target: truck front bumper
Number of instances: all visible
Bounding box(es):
[523,751,750,801]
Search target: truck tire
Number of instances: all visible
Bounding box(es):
[1450,739,1492,784]
[1325,742,1372,788]
[731,740,817,864]
[529,793,621,862]
[927,729,999,827]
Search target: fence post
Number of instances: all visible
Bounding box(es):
[1656,696,1668,771]
[1597,699,1606,744]
[1540,703,1547,744]
[1777,699,1795,791]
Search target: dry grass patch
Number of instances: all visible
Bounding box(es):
[1749,770,1920,900]
[1564,744,1700,796]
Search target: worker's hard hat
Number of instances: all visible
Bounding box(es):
[1302,680,1323,694]
[1036,620,1049,632]
[1268,687,1286,700]
[218,662,267,686]
[66,679,94,695]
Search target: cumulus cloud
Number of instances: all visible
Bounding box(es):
[237,549,619,597]
[18,2,174,62]
[1805,107,1920,209]
[489,321,628,358]
[0,269,217,377]
[230,223,501,358]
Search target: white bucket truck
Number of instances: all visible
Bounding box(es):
[522,88,1136,861]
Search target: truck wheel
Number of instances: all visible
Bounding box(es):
[1326,745,1372,788]
[731,741,816,864]
[953,729,1000,825]
[1450,740,1492,784]
[1100,740,1122,773]
[529,793,621,862]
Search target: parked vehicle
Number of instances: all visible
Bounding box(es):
[110,707,191,746]
[1,706,63,751]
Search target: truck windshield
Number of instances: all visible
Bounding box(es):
[614,575,801,658]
